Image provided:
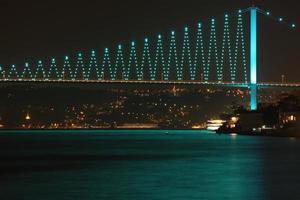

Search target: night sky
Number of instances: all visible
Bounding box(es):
[0,0,299,82]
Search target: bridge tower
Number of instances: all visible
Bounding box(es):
[250,7,257,110]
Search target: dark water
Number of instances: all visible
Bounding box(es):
[1,130,300,200]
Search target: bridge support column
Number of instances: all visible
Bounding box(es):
[250,84,257,110]
[250,7,257,110]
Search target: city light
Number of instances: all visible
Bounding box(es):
[231,117,239,123]
[25,113,31,120]
[207,120,226,131]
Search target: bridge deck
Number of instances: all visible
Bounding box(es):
[0,79,300,88]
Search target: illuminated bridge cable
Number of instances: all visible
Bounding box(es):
[220,14,233,82]
[47,58,59,80]
[102,48,112,80]
[194,22,206,81]
[34,60,46,79]
[141,38,152,80]
[62,56,73,80]
[114,45,125,80]
[233,11,247,82]
[127,42,138,80]
[205,19,220,82]
[22,62,32,79]
[75,53,85,80]
[167,31,180,81]
[8,64,19,79]
[240,14,248,83]
[153,34,166,81]
[181,27,193,80]
[87,50,101,80]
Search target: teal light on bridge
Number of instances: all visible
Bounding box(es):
[88,50,100,80]
[34,60,46,79]
[22,62,32,79]
[127,41,138,81]
[221,14,231,82]
[154,34,165,81]
[194,22,205,81]
[164,31,173,80]
[237,12,247,83]
[250,7,257,111]
[167,30,180,80]
[63,56,73,80]
[103,48,112,80]
[204,18,218,82]
[48,58,58,79]
[181,26,193,80]
[75,53,85,79]
[114,45,125,81]
[141,38,152,80]
[8,64,18,79]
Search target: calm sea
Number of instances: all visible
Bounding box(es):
[1,130,300,200]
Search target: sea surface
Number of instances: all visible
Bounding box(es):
[1,130,300,200]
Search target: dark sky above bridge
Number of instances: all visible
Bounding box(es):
[0,0,299,82]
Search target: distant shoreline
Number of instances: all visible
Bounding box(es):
[0,128,207,133]
[0,129,299,138]
[0,128,207,131]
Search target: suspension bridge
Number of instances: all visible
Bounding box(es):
[0,7,299,110]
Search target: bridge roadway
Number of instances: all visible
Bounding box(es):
[1,79,300,89]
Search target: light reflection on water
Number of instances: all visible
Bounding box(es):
[0,130,300,200]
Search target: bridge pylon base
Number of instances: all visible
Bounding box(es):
[250,84,257,111]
